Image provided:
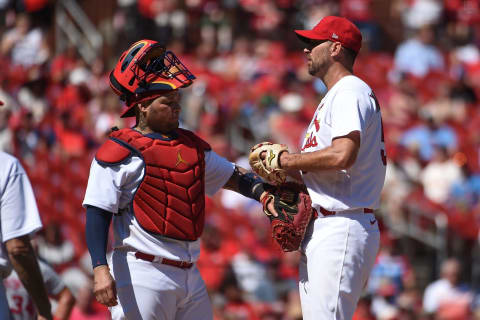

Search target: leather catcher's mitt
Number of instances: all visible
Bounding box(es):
[261,182,317,252]
[249,142,288,185]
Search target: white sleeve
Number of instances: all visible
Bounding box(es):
[1,163,42,243]
[82,157,143,213]
[204,150,235,197]
[330,91,367,141]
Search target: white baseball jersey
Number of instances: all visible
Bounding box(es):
[300,75,386,212]
[3,260,65,320]
[82,149,234,262]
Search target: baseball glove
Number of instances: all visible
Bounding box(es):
[249,142,288,185]
[261,182,317,252]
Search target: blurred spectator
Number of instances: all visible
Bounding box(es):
[393,24,444,78]
[231,250,277,303]
[400,112,457,162]
[36,223,76,273]
[420,146,463,204]
[4,258,75,320]
[0,12,49,67]
[401,0,443,30]
[423,258,473,318]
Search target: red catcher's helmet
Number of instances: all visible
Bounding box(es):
[109,39,195,118]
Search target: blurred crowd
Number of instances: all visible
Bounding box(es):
[1,0,480,319]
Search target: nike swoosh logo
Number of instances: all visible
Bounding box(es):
[370,219,376,225]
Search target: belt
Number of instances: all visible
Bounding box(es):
[319,207,373,217]
[134,252,193,269]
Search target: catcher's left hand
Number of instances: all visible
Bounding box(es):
[249,142,288,185]
[260,182,317,252]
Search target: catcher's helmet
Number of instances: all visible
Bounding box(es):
[109,39,195,117]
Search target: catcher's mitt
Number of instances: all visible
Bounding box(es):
[261,182,317,252]
[249,142,288,185]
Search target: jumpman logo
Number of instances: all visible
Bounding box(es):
[175,151,189,167]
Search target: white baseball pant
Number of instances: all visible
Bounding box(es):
[109,250,212,320]
[299,211,380,320]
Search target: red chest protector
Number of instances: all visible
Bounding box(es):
[95,128,211,241]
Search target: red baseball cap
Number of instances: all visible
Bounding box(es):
[295,16,362,53]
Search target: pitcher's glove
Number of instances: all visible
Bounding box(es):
[261,182,317,252]
[249,142,288,185]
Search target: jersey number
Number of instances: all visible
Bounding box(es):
[11,295,34,316]
[370,92,387,166]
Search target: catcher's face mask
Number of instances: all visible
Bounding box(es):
[109,39,195,117]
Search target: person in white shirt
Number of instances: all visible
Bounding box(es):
[4,258,75,320]
[259,16,386,319]
[0,150,52,320]
[423,258,473,316]
[83,40,273,320]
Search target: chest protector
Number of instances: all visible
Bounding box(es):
[95,128,211,241]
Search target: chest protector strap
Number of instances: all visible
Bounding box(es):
[96,128,211,241]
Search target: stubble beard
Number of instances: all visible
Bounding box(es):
[308,60,320,77]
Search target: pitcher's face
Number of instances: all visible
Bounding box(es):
[304,40,332,78]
